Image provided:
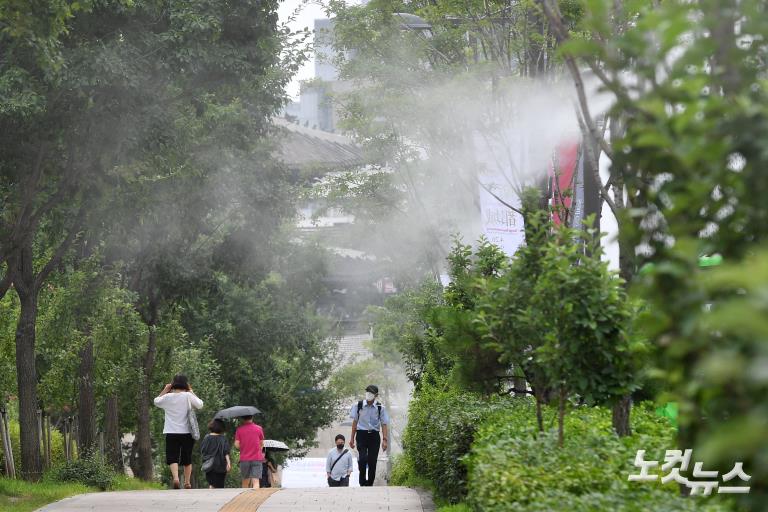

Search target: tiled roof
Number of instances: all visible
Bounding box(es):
[274,117,365,170]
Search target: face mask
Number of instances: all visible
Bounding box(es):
[365,392,375,401]
[337,443,344,450]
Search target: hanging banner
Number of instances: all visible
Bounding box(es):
[478,177,526,257]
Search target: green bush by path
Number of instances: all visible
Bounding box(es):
[49,452,117,490]
[403,386,511,503]
[390,453,434,490]
[466,402,736,512]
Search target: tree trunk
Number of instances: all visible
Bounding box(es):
[612,395,632,437]
[613,231,634,437]
[129,438,140,477]
[14,263,42,481]
[557,387,566,448]
[134,306,159,480]
[77,339,96,457]
[104,394,123,472]
[534,388,544,432]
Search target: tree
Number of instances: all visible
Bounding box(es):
[536,0,664,436]
[182,273,338,457]
[528,224,640,446]
[366,279,448,390]
[432,237,510,394]
[1,0,302,479]
[473,188,553,428]
[324,0,584,285]
[579,0,768,505]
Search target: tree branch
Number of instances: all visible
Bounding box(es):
[477,179,524,216]
[34,206,86,291]
[576,111,618,217]
[539,0,614,161]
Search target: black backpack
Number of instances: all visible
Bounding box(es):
[357,400,382,423]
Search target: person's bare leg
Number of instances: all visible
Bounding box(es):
[252,478,260,489]
[242,478,251,488]
[170,463,180,487]
[183,464,193,487]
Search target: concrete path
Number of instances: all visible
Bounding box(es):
[36,487,435,512]
[258,488,434,512]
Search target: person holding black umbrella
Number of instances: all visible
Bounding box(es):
[349,384,389,486]
[234,414,265,488]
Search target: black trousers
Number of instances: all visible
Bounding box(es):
[355,430,381,487]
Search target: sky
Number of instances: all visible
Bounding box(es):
[278,0,330,99]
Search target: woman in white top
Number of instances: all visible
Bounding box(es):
[153,374,203,489]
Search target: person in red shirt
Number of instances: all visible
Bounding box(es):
[234,415,265,488]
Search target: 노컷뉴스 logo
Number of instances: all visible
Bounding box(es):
[628,449,751,495]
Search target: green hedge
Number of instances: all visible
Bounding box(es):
[466,402,735,512]
[403,386,510,503]
[49,452,116,490]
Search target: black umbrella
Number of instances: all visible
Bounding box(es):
[214,405,261,419]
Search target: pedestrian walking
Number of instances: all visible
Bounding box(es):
[260,451,278,488]
[234,414,265,488]
[200,419,231,489]
[153,374,203,489]
[326,434,353,487]
[349,384,389,486]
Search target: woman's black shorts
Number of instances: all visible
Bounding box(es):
[165,433,195,466]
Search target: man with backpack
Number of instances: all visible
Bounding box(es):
[349,384,390,486]
[326,434,354,487]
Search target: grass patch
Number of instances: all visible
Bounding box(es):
[0,478,90,512]
[110,475,163,491]
[0,475,162,512]
[437,504,471,512]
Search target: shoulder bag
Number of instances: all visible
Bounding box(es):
[187,393,200,441]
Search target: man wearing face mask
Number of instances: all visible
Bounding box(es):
[326,434,353,487]
[349,384,390,486]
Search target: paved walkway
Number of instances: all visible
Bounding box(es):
[37,487,434,512]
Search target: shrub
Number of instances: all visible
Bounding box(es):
[466,402,735,512]
[49,452,116,490]
[390,453,432,489]
[403,385,510,503]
